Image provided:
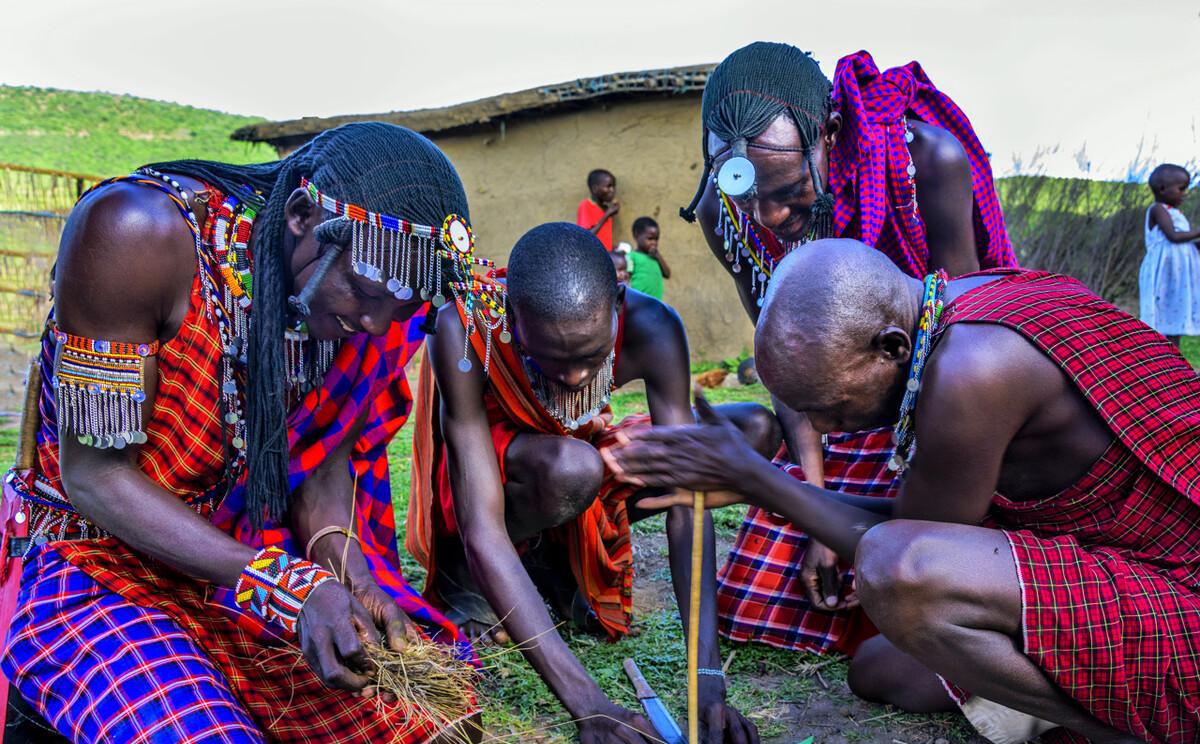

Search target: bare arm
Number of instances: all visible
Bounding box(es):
[429,308,613,720]
[647,248,672,279]
[1149,203,1200,243]
[607,328,1037,562]
[909,120,981,278]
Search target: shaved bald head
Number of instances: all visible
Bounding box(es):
[755,239,921,433]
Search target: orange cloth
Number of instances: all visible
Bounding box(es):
[576,199,613,251]
[409,302,637,638]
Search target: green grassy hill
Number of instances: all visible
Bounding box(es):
[0,86,275,175]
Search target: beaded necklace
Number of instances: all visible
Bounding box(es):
[888,269,947,473]
[521,347,615,431]
[138,169,337,471]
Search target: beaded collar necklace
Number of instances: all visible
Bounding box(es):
[520,347,616,431]
[888,269,947,473]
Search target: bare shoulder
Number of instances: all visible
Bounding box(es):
[908,120,970,182]
[922,323,1058,418]
[55,181,200,339]
[622,289,686,350]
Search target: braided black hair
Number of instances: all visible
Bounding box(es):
[681,41,834,236]
[149,122,470,528]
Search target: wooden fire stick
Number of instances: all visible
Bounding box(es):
[687,490,704,743]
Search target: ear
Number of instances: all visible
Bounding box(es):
[823,111,842,151]
[616,283,627,306]
[873,325,912,366]
[284,186,320,239]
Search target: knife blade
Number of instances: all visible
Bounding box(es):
[623,658,686,744]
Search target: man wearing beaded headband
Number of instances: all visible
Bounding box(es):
[680,41,1017,663]
[606,239,1200,744]
[408,223,777,744]
[1,122,483,742]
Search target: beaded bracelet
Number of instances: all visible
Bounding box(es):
[234,547,336,634]
[697,667,726,679]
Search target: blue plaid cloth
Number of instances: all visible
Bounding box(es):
[2,544,263,743]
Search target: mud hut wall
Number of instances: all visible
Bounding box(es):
[427,97,753,363]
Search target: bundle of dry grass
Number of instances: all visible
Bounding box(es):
[366,638,482,744]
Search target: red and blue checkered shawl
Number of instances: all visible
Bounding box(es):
[940,269,1200,743]
[5,180,470,739]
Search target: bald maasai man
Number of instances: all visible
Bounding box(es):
[408,223,775,744]
[605,239,1198,744]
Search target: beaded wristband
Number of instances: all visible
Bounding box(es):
[234,547,336,634]
[697,667,726,679]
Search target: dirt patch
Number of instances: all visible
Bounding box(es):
[630,530,987,744]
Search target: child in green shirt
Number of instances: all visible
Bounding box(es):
[627,217,670,299]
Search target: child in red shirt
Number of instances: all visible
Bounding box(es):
[576,169,619,250]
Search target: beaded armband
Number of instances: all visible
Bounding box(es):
[51,325,159,449]
[234,547,336,634]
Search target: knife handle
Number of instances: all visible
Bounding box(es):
[623,658,656,700]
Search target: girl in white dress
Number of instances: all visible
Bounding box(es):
[1140,163,1200,346]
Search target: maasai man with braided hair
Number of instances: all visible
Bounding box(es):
[0,122,482,742]
[678,41,1017,659]
[606,240,1199,744]
[408,223,777,744]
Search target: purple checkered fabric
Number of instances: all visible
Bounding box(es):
[829,50,1017,276]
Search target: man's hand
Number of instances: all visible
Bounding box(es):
[801,540,858,612]
[601,388,764,496]
[352,580,419,652]
[297,581,381,695]
[577,701,657,744]
[605,199,622,217]
[698,679,759,744]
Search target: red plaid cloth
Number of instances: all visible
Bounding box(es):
[717,429,894,655]
[940,269,1200,743]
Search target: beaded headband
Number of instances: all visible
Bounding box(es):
[299,178,507,369]
[299,177,474,308]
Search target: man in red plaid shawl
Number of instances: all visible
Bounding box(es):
[606,239,1197,744]
[0,123,480,742]
[679,41,1017,658]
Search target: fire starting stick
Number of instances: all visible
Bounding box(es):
[687,490,704,743]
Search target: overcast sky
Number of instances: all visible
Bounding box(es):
[3,0,1198,179]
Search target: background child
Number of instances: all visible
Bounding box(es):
[626,217,670,299]
[1140,163,1200,346]
[575,169,619,250]
[609,250,630,285]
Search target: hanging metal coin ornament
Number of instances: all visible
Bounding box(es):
[717,156,756,198]
[458,358,472,373]
[499,330,512,344]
